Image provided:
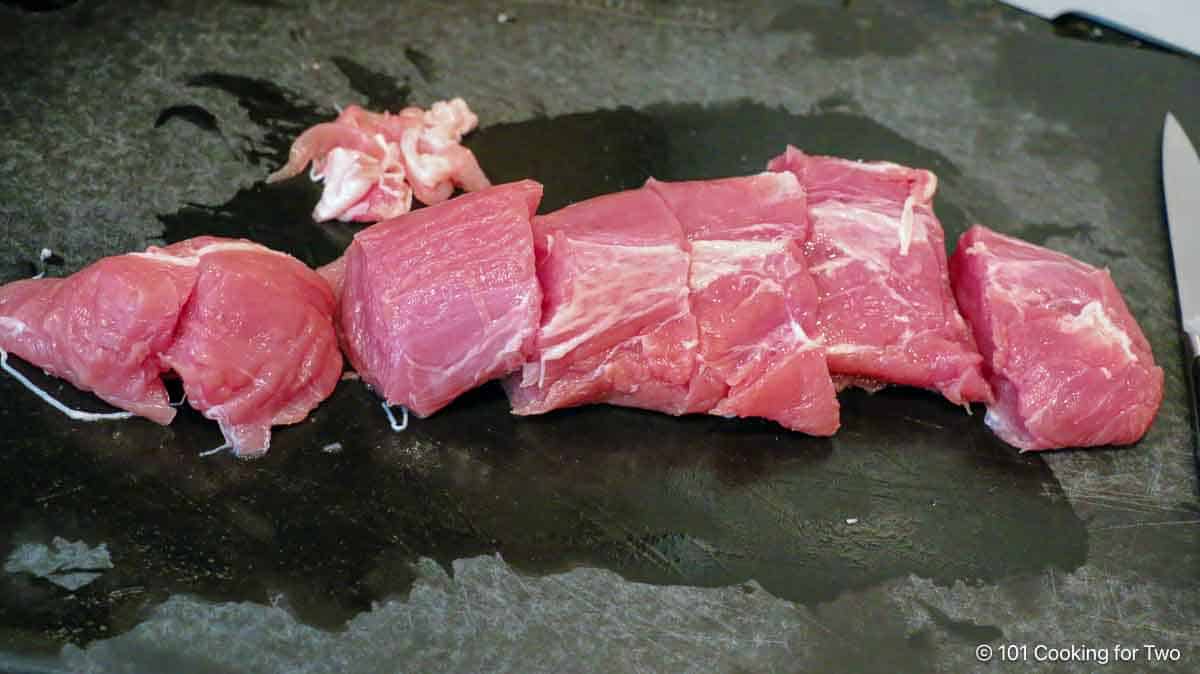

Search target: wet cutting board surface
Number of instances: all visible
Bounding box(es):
[1,1,1198,672]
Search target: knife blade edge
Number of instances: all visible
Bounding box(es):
[1163,112,1200,339]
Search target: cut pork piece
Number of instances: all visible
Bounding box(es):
[647,173,840,436]
[504,186,699,416]
[767,146,992,406]
[508,174,839,436]
[0,237,342,459]
[339,180,543,416]
[0,254,196,424]
[949,225,1164,450]
[156,238,343,458]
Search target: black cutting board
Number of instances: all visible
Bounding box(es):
[0,0,1197,668]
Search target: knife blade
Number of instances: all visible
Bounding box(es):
[1000,1,1200,57]
[1163,112,1200,469]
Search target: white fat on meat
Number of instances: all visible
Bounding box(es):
[811,203,929,265]
[512,175,841,435]
[311,145,410,222]
[395,291,536,395]
[419,99,479,150]
[0,316,27,337]
[536,241,686,366]
[808,256,856,276]
[965,241,989,256]
[400,127,455,194]
[273,99,488,222]
[750,170,804,202]
[949,224,1163,450]
[898,196,915,256]
[768,147,992,407]
[132,241,288,266]
[688,239,791,290]
[1058,300,1138,363]
[824,344,874,355]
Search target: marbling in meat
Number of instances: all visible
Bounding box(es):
[267,99,490,223]
[949,225,1164,450]
[508,174,839,435]
[768,146,992,406]
[648,173,840,435]
[0,237,342,458]
[338,180,543,417]
[504,186,699,416]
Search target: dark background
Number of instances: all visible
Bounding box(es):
[0,1,1197,672]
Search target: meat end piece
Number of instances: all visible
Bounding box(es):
[340,180,543,416]
[505,187,698,416]
[647,173,840,436]
[0,254,196,424]
[0,237,342,458]
[949,225,1164,450]
[767,146,992,406]
[156,237,343,458]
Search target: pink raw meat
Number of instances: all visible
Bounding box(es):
[647,173,840,435]
[0,254,196,424]
[505,187,699,416]
[317,255,348,300]
[339,180,543,416]
[268,99,490,223]
[0,237,342,458]
[155,237,342,457]
[768,146,992,405]
[949,225,1163,450]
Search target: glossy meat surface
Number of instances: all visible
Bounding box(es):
[0,254,195,424]
[509,174,839,435]
[0,237,342,458]
[768,146,991,405]
[339,181,543,416]
[505,187,697,415]
[649,174,839,435]
[156,238,342,457]
[949,225,1163,450]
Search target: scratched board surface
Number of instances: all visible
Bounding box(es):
[0,1,1198,673]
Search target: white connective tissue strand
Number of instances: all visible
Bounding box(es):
[1,349,133,422]
[199,441,232,458]
[382,402,409,431]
